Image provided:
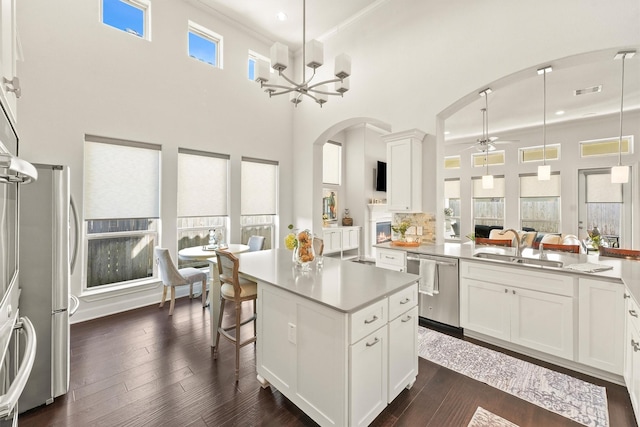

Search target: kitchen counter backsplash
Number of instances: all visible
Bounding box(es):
[393,212,436,245]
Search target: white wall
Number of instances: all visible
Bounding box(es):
[15,0,294,322]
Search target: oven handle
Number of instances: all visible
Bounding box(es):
[0,317,37,418]
[407,256,457,268]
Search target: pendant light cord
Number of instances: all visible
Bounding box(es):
[484,96,489,176]
[543,69,547,166]
[302,0,306,84]
[618,53,626,166]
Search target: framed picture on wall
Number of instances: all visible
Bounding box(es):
[323,189,338,222]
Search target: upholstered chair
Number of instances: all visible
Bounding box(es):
[155,247,208,316]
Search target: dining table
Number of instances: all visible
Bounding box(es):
[178,243,251,261]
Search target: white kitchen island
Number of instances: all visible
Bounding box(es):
[235,249,419,427]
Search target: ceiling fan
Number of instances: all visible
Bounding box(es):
[457,107,517,153]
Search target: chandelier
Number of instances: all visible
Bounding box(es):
[254,0,351,107]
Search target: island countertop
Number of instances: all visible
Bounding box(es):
[375,241,640,303]
[237,248,419,313]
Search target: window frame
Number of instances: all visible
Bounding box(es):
[241,157,279,248]
[248,50,271,81]
[519,143,561,163]
[579,136,633,158]
[188,20,223,69]
[101,0,151,40]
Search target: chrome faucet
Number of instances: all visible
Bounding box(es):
[500,229,522,256]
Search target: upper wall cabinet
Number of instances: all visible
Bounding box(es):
[0,0,19,123]
[384,129,426,212]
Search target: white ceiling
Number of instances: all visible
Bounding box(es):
[185,1,639,145]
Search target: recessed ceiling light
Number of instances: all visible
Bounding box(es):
[555,110,565,116]
[444,131,451,135]
[276,12,288,21]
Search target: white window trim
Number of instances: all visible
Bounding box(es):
[101,0,152,40]
[248,50,272,80]
[188,20,223,69]
[472,150,505,167]
[579,135,634,158]
[519,143,561,163]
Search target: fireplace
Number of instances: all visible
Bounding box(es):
[376,221,392,244]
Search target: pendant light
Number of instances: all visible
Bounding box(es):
[479,89,494,189]
[611,50,635,183]
[537,66,552,180]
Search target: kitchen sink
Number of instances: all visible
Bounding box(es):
[473,252,564,268]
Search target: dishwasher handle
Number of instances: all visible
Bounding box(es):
[407,256,457,268]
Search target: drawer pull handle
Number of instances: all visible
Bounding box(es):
[401,315,412,323]
[366,337,380,347]
[624,293,631,299]
[400,298,411,305]
[384,255,394,259]
[504,289,508,293]
[630,310,638,318]
[364,315,379,324]
[632,340,640,352]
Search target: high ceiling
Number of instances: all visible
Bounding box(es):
[186,0,639,144]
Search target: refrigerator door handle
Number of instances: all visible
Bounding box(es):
[0,317,37,418]
[70,195,79,275]
[69,295,79,317]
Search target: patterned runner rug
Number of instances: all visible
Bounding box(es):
[418,327,609,427]
[467,407,518,427]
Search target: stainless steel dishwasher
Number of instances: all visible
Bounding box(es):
[406,253,460,328]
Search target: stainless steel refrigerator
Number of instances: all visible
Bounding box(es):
[18,163,79,412]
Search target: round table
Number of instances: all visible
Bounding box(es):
[178,243,251,261]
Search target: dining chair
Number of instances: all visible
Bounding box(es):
[313,237,324,256]
[540,243,581,254]
[247,235,266,252]
[155,247,208,316]
[475,237,512,247]
[598,246,640,260]
[214,250,258,381]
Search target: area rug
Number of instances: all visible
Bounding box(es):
[467,407,518,427]
[418,327,609,427]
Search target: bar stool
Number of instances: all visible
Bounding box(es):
[213,250,258,381]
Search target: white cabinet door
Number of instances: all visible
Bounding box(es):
[386,138,422,212]
[387,305,418,402]
[323,229,342,254]
[511,287,574,360]
[0,0,18,122]
[342,227,359,250]
[578,278,624,374]
[460,277,510,341]
[350,325,388,427]
[625,293,640,425]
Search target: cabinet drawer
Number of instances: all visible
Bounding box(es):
[351,299,387,344]
[629,293,640,334]
[388,285,418,321]
[376,249,406,269]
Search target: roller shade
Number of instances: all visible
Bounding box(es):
[84,136,160,220]
[241,157,278,215]
[586,173,622,203]
[323,141,341,185]
[520,174,560,197]
[473,176,505,198]
[178,148,229,217]
[444,179,460,199]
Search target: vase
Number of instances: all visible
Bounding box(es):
[293,229,315,271]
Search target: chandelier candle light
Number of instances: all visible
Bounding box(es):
[479,88,494,189]
[537,66,552,181]
[254,0,351,107]
[611,50,635,184]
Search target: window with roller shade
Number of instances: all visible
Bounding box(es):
[519,173,560,233]
[444,179,460,239]
[585,171,622,239]
[241,157,278,249]
[472,176,505,227]
[177,149,229,268]
[83,135,160,289]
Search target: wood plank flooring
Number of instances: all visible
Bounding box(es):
[19,297,637,427]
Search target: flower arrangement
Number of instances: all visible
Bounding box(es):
[391,220,412,241]
[444,207,453,217]
[587,229,602,248]
[465,232,476,241]
[284,224,297,250]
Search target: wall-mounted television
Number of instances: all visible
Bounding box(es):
[375,161,387,192]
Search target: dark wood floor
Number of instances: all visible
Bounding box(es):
[20,297,637,427]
